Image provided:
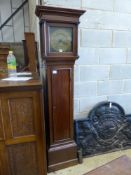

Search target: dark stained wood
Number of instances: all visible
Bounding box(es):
[8,143,39,175]
[0,142,10,175]
[46,65,78,172]
[0,77,47,175]
[35,5,85,23]
[5,136,36,145]
[2,91,38,139]
[52,68,72,142]
[36,5,85,172]
[8,97,35,137]
[35,5,85,62]
[24,33,38,72]
[48,142,78,171]
[0,100,4,141]
[84,156,131,175]
[46,65,74,144]
[0,45,9,74]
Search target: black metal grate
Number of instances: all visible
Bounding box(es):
[74,101,131,157]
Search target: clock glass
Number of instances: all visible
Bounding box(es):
[49,26,73,53]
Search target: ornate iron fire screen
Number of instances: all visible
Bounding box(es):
[74,102,131,157]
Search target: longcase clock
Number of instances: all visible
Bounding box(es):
[36,5,85,172]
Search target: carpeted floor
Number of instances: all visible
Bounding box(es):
[48,149,131,175]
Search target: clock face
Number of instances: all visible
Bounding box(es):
[49,26,73,53]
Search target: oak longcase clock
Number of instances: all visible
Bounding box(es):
[36,5,85,172]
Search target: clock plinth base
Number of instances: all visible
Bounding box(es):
[48,141,78,172]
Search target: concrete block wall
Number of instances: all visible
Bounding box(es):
[0,0,30,42]
[43,0,131,118]
[28,0,39,39]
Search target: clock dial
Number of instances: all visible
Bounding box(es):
[49,26,73,53]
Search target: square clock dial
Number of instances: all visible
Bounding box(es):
[49,26,73,53]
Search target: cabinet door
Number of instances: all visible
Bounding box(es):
[1,91,46,175]
[48,67,73,144]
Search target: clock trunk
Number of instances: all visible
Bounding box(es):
[36,5,85,172]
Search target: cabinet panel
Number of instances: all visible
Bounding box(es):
[1,92,37,140]
[8,97,35,137]
[8,142,39,175]
[51,68,72,143]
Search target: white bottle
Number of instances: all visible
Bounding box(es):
[7,51,17,76]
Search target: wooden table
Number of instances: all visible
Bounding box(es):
[84,155,131,175]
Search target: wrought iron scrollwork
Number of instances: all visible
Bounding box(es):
[74,101,131,157]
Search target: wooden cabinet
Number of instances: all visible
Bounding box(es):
[36,5,85,172]
[0,79,47,175]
